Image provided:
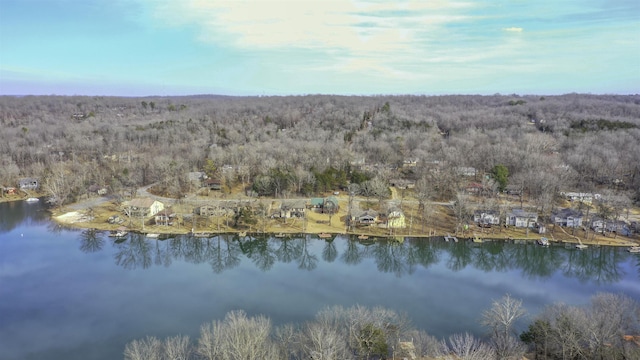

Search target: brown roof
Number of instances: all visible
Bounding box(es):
[127,197,156,208]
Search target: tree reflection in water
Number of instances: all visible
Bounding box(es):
[322,239,338,263]
[78,228,104,253]
[102,234,636,285]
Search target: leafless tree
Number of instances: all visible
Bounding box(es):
[301,322,353,360]
[124,336,163,360]
[164,335,192,360]
[443,332,495,360]
[480,294,527,359]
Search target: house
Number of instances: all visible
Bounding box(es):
[402,159,418,168]
[505,209,538,228]
[123,198,164,217]
[154,208,176,226]
[456,167,478,177]
[590,218,631,236]
[504,185,522,196]
[389,179,416,189]
[466,182,488,195]
[309,198,324,209]
[473,210,500,226]
[349,209,378,226]
[385,206,406,228]
[551,208,583,227]
[88,184,108,196]
[560,192,601,204]
[323,196,340,214]
[280,200,306,218]
[196,205,217,217]
[205,178,222,191]
[18,178,38,190]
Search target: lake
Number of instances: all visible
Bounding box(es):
[1,200,639,359]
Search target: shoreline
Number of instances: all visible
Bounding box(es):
[49,209,639,249]
[5,195,637,248]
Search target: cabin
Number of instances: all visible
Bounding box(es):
[473,210,500,226]
[18,178,38,190]
[551,208,583,228]
[123,198,164,218]
[505,209,538,228]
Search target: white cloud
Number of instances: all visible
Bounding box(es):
[148,0,476,60]
[503,27,523,32]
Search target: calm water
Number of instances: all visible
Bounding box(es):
[1,201,639,360]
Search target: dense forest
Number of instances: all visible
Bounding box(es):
[1,94,639,211]
[123,293,640,360]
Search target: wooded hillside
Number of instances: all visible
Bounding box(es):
[1,94,639,207]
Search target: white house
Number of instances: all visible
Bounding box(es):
[123,198,165,217]
[473,210,500,226]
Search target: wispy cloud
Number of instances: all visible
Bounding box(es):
[502,27,523,32]
[146,0,478,70]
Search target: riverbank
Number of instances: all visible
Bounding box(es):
[47,195,640,248]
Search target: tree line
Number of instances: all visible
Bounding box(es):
[124,292,640,360]
[1,94,639,209]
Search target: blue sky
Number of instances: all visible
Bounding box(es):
[1,0,638,96]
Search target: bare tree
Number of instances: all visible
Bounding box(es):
[124,336,163,360]
[197,310,279,359]
[444,332,495,360]
[480,294,527,359]
[301,322,353,360]
[164,335,192,360]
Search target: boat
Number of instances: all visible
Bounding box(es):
[357,234,369,240]
[537,237,550,246]
[109,229,128,237]
[575,243,588,250]
[238,231,247,237]
[318,233,332,239]
[472,234,483,243]
[274,233,286,238]
[146,233,160,238]
[25,197,39,203]
[444,234,458,243]
[628,246,640,253]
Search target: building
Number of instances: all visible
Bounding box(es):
[18,178,38,190]
[551,208,583,227]
[123,198,164,218]
[505,209,538,228]
[385,207,406,229]
[473,210,500,226]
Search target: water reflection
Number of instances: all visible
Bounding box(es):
[97,234,639,284]
[0,200,49,233]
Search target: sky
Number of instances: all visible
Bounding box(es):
[1,0,639,96]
